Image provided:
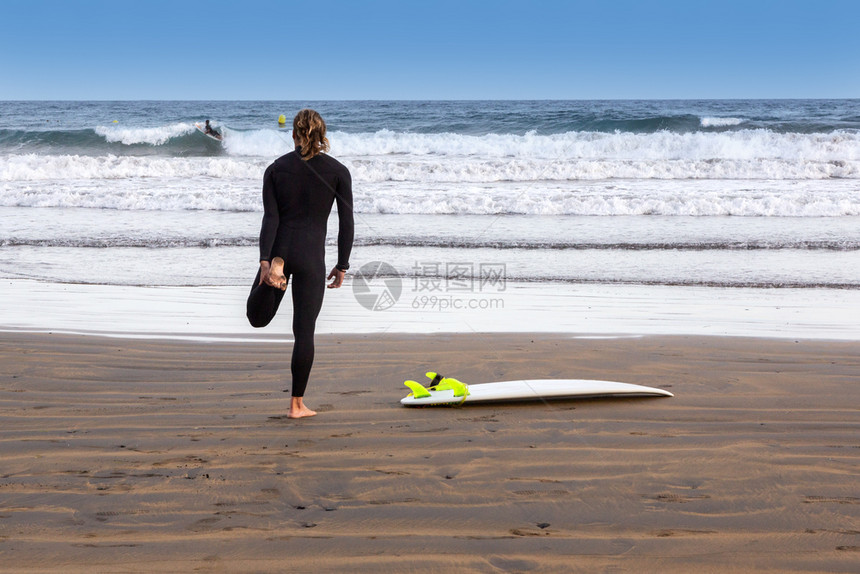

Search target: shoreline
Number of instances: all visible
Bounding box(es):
[3,279,860,341]
[1,331,858,572]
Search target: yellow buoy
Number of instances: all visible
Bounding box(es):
[278,114,286,127]
[113,120,118,123]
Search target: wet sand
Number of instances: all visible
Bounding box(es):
[0,332,858,573]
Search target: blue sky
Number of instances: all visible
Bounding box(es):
[2,0,858,99]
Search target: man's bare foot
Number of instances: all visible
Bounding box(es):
[288,396,317,419]
[266,257,287,290]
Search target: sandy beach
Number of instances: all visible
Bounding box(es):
[1,331,857,573]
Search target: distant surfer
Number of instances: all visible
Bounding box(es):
[204,119,222,140]
[246,109,354,419]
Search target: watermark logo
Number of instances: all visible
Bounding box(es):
[353,260,506,312]
[413,262,507,293]
[352,261,402,311]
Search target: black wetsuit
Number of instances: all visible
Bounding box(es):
[246,147,354,397]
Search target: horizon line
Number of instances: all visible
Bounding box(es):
[2,97,859,103]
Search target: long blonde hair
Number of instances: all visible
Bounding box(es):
[292,109,330,160]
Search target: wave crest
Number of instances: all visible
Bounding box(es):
[95,123,197,146]
[700,117,745,127]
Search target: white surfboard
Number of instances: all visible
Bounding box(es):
[194,122,223,141]
[401,375,672,407]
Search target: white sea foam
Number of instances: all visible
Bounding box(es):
[95,122,197,145]
[3,128,859,215]
[3,176,860,216]
[3,128,859,184]
[701,117,745,127]
[221,128,294,157]
[0,154,265,181]
[352,181,860,216]
[346,156,857,182]
[330,129,860,163]
[172,127,860,166]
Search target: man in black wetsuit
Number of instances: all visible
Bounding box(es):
[204,120,221,139]
[246,109,354,419]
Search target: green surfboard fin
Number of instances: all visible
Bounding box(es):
[424,372,469,397]
[404,380,431,399]
[404,372,470,401]
[439,378,468,397]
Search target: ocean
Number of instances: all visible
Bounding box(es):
[1,99,859,290]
